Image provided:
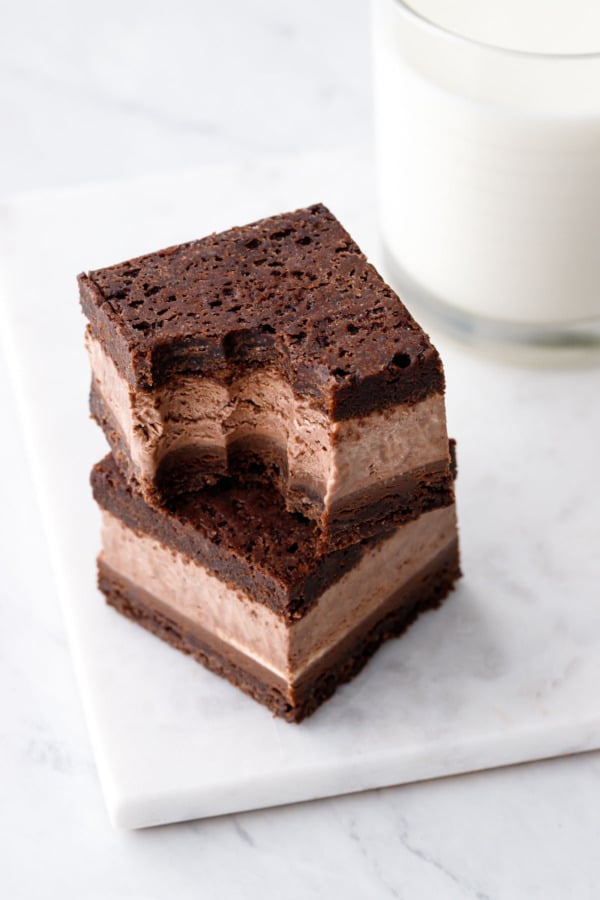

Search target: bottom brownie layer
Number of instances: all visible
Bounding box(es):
[98,538,460,722]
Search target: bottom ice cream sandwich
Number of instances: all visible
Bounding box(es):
[92,454,461,722]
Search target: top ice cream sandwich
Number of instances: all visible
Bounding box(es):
[79,203,454,546]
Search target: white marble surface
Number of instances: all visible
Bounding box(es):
[2,1,600,896]
[4,150,600,835]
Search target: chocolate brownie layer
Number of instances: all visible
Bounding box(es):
[98,537,460,722]
[79,204,443,415]
[91,452,455,619]
[80,204,450,516]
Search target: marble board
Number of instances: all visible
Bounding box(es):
[2,148,599,829]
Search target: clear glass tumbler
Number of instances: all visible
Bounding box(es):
[372,0,600,351]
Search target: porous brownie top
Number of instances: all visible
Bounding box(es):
[79,204,443,418]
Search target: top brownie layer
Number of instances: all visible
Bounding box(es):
[79,204,443,420]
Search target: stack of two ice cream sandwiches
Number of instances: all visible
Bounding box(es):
[80,204,460,722]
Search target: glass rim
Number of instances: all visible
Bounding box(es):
[392,0,600,61]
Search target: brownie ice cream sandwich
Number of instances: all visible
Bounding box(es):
[80,204,454,547]
[92,453,460,722]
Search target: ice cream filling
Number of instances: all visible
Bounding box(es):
[87,332,449,508]
[100,504,458,683]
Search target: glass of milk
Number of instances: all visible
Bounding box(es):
[372,0,600,350]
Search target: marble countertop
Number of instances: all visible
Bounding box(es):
[2,1,599,896]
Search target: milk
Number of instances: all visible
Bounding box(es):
[373,0,600,328]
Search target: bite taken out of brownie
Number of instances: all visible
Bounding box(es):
[80,203,454,547]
